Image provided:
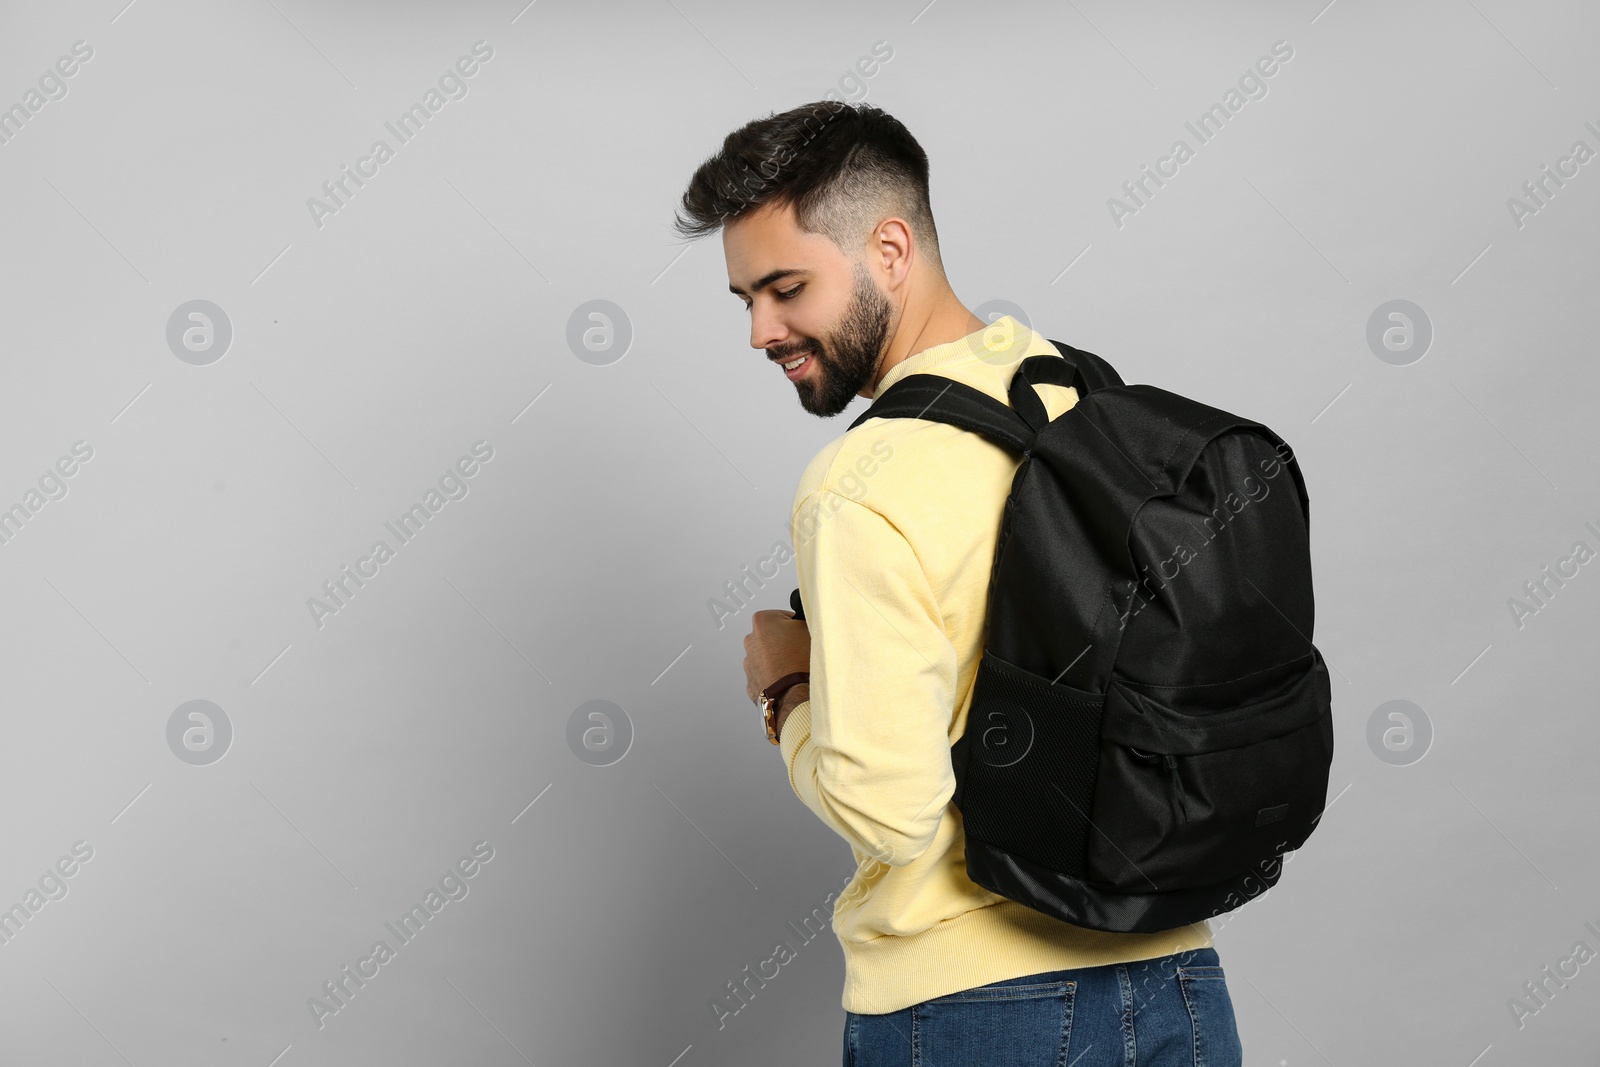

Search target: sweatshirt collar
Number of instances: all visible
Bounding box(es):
[870,315,1050,398]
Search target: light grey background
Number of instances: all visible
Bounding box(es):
[0,0,1595,1064]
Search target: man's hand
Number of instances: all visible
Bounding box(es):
[743,608,811,712]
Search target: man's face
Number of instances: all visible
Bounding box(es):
[725,203,894,417]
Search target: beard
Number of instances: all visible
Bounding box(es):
[770,261,893,417]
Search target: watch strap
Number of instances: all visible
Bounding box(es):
[761,671,810,745]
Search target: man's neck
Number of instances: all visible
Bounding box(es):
[868,296,986,398]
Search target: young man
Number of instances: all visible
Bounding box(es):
[675,101,1243,1065]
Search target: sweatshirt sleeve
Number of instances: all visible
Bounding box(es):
[777,488,959,867]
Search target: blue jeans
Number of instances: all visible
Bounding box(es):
[843,946,1242,1066]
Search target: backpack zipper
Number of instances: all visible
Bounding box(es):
[1162,754,1189,825]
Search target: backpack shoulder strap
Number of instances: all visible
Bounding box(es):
[845,339,1126,451]
[847,374,1034,455]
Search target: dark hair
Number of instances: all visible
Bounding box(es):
[673,100,943,273]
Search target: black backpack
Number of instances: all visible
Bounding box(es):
[808,339,1334,934]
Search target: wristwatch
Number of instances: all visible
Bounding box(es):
[759,672,810,745]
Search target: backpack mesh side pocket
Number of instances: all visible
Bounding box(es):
[958,652,1104,880]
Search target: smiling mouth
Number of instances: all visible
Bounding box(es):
[780,353,813,380]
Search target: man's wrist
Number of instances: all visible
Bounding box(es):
[774,683,809,742]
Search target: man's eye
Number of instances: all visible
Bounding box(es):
[741,286,801,311]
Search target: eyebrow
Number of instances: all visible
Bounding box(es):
[728,268,810,299]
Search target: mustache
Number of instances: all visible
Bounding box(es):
[769,342,819,362]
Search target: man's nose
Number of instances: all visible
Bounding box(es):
[750,306,788,353]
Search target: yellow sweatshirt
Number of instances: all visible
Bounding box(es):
[777,315,1213,1015]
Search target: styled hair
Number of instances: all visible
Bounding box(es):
[673,100,943,273]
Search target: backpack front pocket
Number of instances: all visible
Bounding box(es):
[1084,649,1333,894]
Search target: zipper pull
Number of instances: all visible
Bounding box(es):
[1162,754,1189,825]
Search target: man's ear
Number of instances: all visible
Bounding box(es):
[871,217,915,289]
